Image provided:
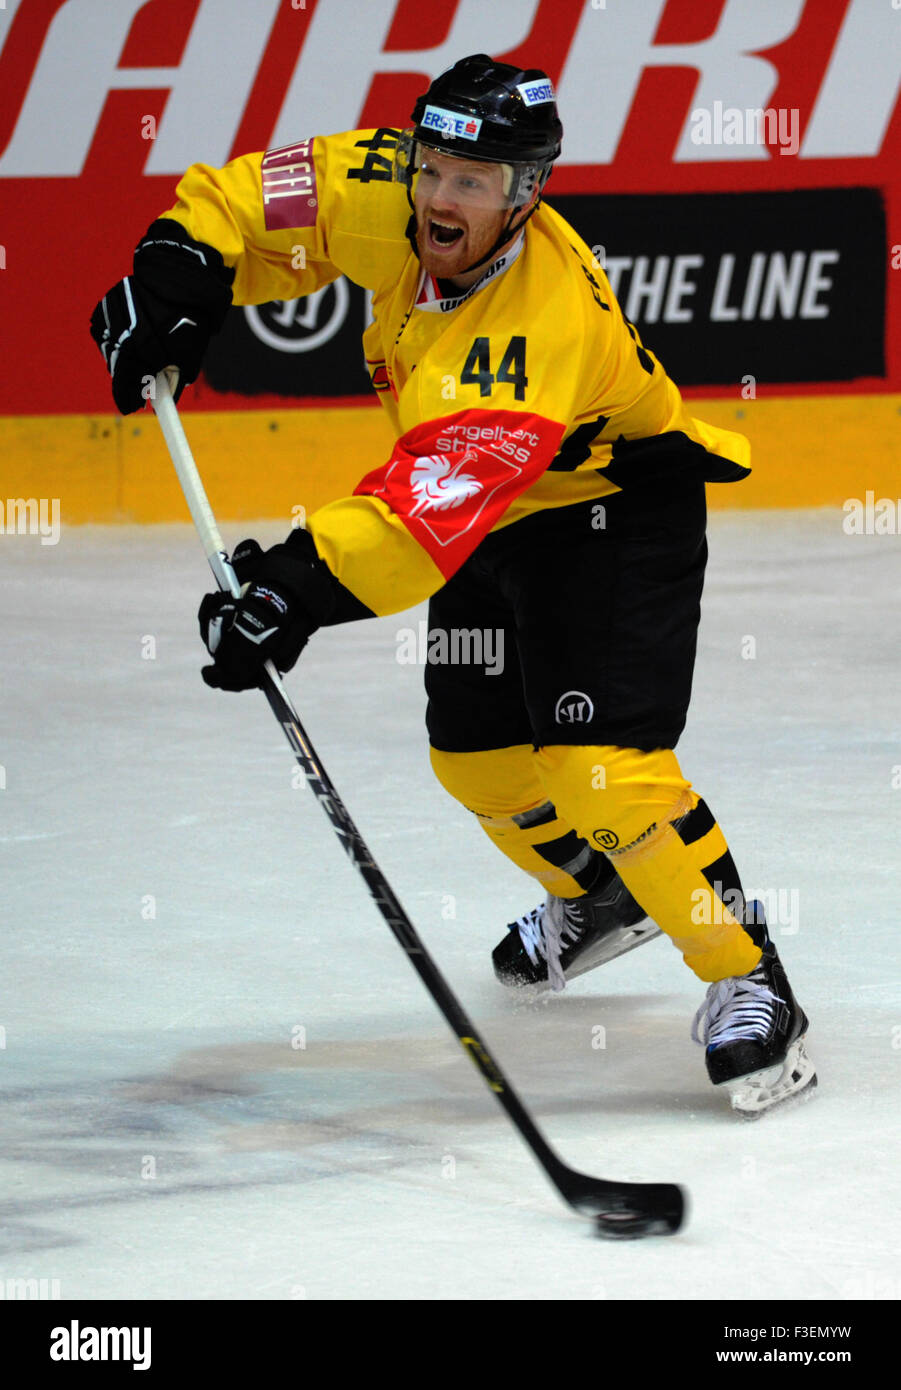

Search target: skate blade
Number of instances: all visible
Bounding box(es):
[565,920,663,982]
[722,1036,817,1117]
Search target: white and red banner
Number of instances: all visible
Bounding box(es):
[355,408,565,575]
[0,0,898,414]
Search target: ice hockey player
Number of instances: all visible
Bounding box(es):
[90,55,816,1115]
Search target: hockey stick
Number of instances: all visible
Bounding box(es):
[152,367,686,1238]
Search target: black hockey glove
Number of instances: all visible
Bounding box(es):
[90,219,235,415]
[198,530,339,692]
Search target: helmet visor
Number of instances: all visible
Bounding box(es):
[393,129,541,210]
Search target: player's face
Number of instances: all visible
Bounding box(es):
[413,149,510,283]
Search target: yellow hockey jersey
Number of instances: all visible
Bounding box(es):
[162,128,750,616]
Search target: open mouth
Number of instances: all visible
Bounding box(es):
[428,218,464,250]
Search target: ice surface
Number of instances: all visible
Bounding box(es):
[1,510,899,1300]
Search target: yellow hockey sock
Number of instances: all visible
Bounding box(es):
[534,745,761,982]
[430,744,607,899]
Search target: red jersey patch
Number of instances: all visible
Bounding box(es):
[354,410,565,579]
[261,139,318,231]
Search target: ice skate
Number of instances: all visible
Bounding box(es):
[492,869,659,991]
[692,902,817,1116]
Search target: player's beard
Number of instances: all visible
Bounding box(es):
[415,207,509,284]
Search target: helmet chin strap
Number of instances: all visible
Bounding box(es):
[454,198,541,276]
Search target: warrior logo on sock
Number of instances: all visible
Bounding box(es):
[555,690,594,723]
[599,822,658,855]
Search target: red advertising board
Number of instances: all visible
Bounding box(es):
[0,0,898,416]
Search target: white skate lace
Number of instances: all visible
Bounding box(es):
[515,896,582,993]
[691,967,784,1047]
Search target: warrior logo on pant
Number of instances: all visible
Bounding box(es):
[555,690,594,723]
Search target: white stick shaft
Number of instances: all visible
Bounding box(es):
[152,368,239,598]
[152,367,287,694]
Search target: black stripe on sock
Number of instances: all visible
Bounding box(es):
[534,834,605,893]
[512,801,558,830]
[534,829,590,870]
[701,850,745,907]
[674,798,716,847]
[570,857,607,893]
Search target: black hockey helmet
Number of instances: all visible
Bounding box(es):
[395,54,563,210]
[413,54,562,166]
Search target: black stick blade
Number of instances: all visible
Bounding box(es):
[565,1175,687,1239]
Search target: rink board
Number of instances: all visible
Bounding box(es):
[2,393,899,525]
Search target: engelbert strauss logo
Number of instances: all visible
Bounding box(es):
[408,454,482,517]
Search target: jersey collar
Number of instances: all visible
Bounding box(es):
[414,231,525,314]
